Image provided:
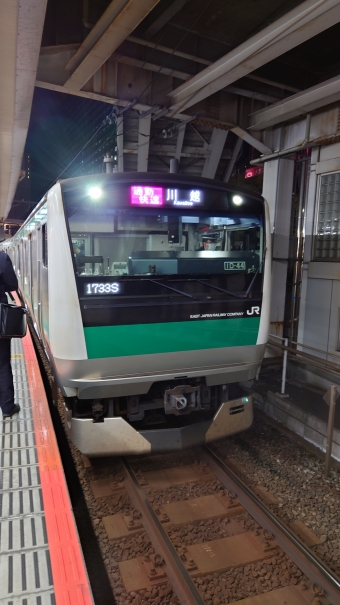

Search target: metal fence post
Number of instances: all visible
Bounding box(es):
[324,385,338,477]
[281,338,288,395]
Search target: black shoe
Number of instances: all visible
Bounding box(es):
[3,404,20,419]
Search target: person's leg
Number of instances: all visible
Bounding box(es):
[0,338,16,415]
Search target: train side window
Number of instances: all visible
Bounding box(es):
[16,246,20,273]
[42,224,48,267]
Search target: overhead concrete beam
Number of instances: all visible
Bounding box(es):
[223,137,243,182]
[36,79,151,110]
[127,35,212,66]
[112,53,190,81]
[152,142,231,159]
[250,73,340,130]
[174,123,186,161]
[167,0,340,115]
[127,36,300,93]
[137,114,151,171]
[230,126,272,154]
[111,54,279,102]
[0,0,47,220]
[201,129,228,179]
[36,80,194,121]
[144,0,189,38]
[64,0,161,92]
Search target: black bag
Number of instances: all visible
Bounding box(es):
[0,303,27,338]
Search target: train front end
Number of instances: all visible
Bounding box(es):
[50,174,270,456]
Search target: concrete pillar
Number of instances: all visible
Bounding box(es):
[297,147,319,345]
[117,117,124,172]
[170,158,178,173]
[262,158,295,337]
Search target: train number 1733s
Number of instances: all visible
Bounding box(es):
[85,282,120,295]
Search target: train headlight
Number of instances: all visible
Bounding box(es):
[232,195,243,206]
[88,186,102,200]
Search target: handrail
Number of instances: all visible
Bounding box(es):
[269,334,340,362]
[267,335,340,392]
[290,338,340,362]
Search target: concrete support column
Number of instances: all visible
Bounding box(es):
[117,117,124,172]
[170,158,178,173]
[297,147,319,345]
[137,114,151,172]
[262,158,294,337]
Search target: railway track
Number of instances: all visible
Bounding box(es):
[29,324,340,604]
[82,447,340,605]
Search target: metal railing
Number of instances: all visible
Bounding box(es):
[267,335,340,395]
[268,334,288,394]
[267,334,340,476]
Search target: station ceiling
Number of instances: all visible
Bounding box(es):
[2,0,340,220]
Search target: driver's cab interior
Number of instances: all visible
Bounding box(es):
[69,210,262,277]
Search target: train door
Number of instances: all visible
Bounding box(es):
[18,240,24,291]
[30,230,38,316]
[22,237,31,307]
[38,223,49,341]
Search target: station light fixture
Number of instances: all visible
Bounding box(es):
[232,195,243,206]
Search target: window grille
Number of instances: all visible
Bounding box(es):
[315,172,340,260]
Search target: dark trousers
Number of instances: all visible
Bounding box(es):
[0,338,15,414]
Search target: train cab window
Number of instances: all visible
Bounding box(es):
[42,224,48,267]
[62,181,264,299]
[66,209,263,277]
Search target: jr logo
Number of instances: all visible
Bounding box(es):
[247,306,260,316]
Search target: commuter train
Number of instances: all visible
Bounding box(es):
[2,173,271,456]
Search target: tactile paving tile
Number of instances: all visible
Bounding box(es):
[0,338,55,603]
[0,466,41,491]
[0,432,36,449]
[0,446,38,469]
[4,595,56,605]
[0,516,48,552]
[0,549,53,596]
[0,487,44,518]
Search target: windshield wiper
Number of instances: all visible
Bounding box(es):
[241,249,266,299]
[145,279,194,299]
[196,280,245,300]
[197,248,266,300]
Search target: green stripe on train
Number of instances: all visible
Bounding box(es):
[84,317,260,358]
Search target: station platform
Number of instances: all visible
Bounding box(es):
[0,326,94,605]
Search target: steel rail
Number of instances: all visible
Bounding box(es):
[121,458,205,605]
[200,446,340,604]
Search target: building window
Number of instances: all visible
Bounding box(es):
[315,171,340,260]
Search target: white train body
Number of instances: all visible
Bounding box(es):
[3,174,271,456]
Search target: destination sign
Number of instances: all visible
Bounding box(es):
[130,186,204,207]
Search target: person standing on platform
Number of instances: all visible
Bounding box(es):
[0,251,19,419]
